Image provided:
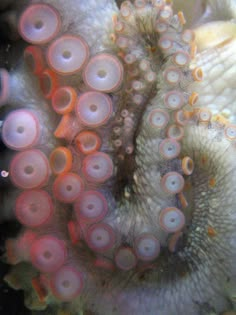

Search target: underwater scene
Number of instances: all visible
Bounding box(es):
[0,0,236,314]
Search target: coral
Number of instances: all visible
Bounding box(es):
[1,0,236,314]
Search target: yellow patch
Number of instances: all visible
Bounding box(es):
[200,155,208,165]
[207,226,217,237]
[209,178,216,188]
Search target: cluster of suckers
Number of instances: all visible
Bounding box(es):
[1,0,236,312]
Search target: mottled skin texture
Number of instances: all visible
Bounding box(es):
[1,1,236,315]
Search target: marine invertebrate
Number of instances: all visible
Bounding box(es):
[1,0,236,315]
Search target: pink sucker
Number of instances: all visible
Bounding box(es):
[2,109,40,150]
[82,152,113,183]
[124,53,137,65]
[172,51,190,67]
[30,235,67,273]
[115,246,137,271]
[131,80,145,91]
[24,46,45,75]
[47,35,89,75]
[10,149,50,189]
[54,114,80,141]
[158,36,173,51]
[159,207,185,233]
[161,171,185,194]
[166,124,184,141]
[53,172,84,203]
[51,86,77,115]
[181,29,195,44]
[18,4,61,44]
[75,131,101,155]
[120,2,133,19]
[198,108,212,123]
[144,71,156,83]
[74,190,108,224]
[164,90,184,110]
[76,91,112,127]
[85,223,115,253]
[15,190,54,228]
[148,109,170,129]
[49,146,73,175]
[163,67,182,85]
[116,36,129,49]
[132,93,143,105]
[83,53,124,92]
[134,0,146,9]
[0,68,9,106]
[159,5,173,21]
[174,110,188,126]
[50,266,83,301]
[139,58,150,71]
[134,233,160,262]
[159,138,181,160]
[155,20,168,33]
[39,68,58,99]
